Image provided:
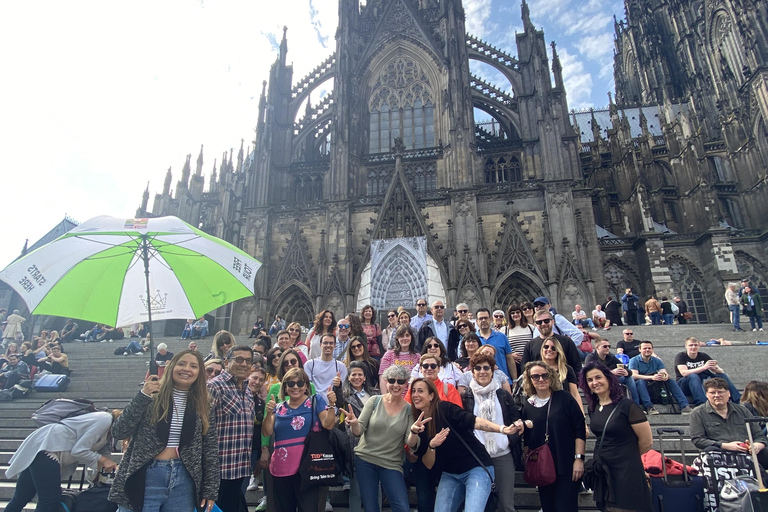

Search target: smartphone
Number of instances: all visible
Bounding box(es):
[616,363,625,370]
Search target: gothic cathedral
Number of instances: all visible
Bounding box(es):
[137,0,768,332]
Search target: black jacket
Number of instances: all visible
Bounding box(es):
[522,334,583,374]
[417,320,461,360]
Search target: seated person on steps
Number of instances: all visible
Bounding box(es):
[629,340,693,415]
[675,336,741,407]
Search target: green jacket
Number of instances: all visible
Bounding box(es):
[741,291,764,318]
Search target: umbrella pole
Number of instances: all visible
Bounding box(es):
[141,235,157,376]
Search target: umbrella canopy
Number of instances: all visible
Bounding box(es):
[0,215,261,327]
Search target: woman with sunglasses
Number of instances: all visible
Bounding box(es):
[344,336,380,390]
[455,320,476,361]
[264,346,283,389]
[263,368,336,512]
[407,354,463,406]
[456,343,513,395]
[382,310,399,350]
[521,302,536,326]
[505,304,533,376]
[344,364,426,512]
[461,351,522,512]
[110,350,219,512]
[339,361,381,512]
[378,325,421,391]
[306,310,337,359]
[411,377,521,512]
[286,322,308,358]
[540,336,586,420]
[205,330,234,362]
[521,362,586,512]
[410,336,461,387]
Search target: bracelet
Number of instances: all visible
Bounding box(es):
[410,428,419,435]
[498,424,504,434]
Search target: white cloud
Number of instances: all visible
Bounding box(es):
[557,47,594,108]
[464,0,495,38]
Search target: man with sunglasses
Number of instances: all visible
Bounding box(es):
[207,345,256,512]
[332,318,352,360]
[585,338,641,406]
[522,310,583,374]
[410,299,433,331]
[531,296,584,348]
[417,300,460,360]
[304,333,347,403]
[453,303,475,328]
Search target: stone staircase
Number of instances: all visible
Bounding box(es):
[0,323,765,510]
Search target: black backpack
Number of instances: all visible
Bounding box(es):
[72,483,117,512]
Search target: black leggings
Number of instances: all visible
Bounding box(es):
[6,451,61,512]
[272,473,320,512]
[216,477,248,512]
[538,474,580,512]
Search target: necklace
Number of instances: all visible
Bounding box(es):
[598,400,612,412]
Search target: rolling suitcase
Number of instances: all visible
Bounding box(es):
[719,416,768,512]
[33,373,70,392]
[651,427,705,512]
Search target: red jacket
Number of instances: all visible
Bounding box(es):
[642,449,699,476]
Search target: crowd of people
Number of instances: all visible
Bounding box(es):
[5,291,768,512]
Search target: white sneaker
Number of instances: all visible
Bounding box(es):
[255,496,267,512]
[247,475,259,491]
[754,328,758,332]
[761,328,765,332]
[325,500,333,512]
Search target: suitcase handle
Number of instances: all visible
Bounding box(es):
[656,428,685,435]
[745,417,768,423]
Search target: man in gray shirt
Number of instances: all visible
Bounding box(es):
[690,378,768,468]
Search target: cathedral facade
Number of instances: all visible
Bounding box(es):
[137,0,768,333]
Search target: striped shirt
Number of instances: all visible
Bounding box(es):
[207,370,255,480]
[167,389,188,448]
[505,325,533,355]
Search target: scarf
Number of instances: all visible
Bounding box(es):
[469,377,501,455]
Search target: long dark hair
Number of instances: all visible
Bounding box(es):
[311,310,337,336]
[276,348,304,381]
[578,361,625,414]
[409,377,441,438]
[394,324,416,355]
[265,346,283,376]
[506,303,529,328]
[344,336,373,365]
[343,360,375,398]
[150,350,210,434]
[421,336,448,365]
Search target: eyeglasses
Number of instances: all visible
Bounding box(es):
[433,305,445,309]
[477,317,490,322]
[511,311,521,315]
[338,324,350,329]
[285,380,306,388]
[205,368,221,376]
[457,309,468,314]
[282,358,299,367]
[427,343,441,349]
[493,315,504,318]
[473,365,492,372]
[288,328,300,332]
[351,344,363,350]
[535,319,552,325]
[530,373,550,381]
[421,363,438,370]
[387,378,408,385]
[233,357,253,365]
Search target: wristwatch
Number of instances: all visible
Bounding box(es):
[574,454,585,460]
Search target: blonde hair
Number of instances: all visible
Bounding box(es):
[522,361,562,396]
[540,336,569,385]
[149,350,210,434]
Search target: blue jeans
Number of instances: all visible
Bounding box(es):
[663,314,675,325]
[749,315,764,330]
[619,375,641,407]
[125,340,143,354]
[118,459,196,512]
[6,452,61,512]
[649,312,662,325]
[355,456,410,512]
[574,318,595,328]
[636,379,690,409]
[679,371,741,405]
[729,305,742,330]
[435,465,494,512]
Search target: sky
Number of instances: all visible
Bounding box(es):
[0,0,625,270]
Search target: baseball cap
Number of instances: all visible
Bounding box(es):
[533,297,550,306]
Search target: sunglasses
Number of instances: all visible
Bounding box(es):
[417,303,427,307]
[530,373,550,381]
[521,307,532,311]
[624,332,634,335]
[535,319,552,325]
[338,324,350,329]
[233,357,253,365]
[458,324,469,329]
[493,315,504,318]
[421,363,438,370]
[600,344,611,349]
[433,305,445,309]
[511,311,522,315]
[427,343,441,349]
[457,309,468,313]
[351,344,363,350]
[533,302,547,307]
[388,314,396,318]
[205,368,221,375]
[285,380,306,388]
[473,365,492,372]
[271,353,282,359]
[288,328,300,332]
[542,345,555,350]
[387,378,407,385]
[282,358,299,367]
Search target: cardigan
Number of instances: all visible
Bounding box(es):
[109,391,220,512]
[6,412,112,479]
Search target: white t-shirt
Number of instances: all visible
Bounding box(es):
[592,309,606,319]
[572,310,587,321]
[304,358,347,402]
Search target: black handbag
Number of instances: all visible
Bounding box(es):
[298,395,343,492]
[447,419,499,512]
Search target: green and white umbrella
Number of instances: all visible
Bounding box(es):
[0,215,261,329]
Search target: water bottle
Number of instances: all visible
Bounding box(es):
[659,383,669,404]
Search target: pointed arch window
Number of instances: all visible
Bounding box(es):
[368,58,435,154]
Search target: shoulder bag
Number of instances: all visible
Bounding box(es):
[523,398,557,486]
[299,395,343,491]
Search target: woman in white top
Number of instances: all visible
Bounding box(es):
[6,411,118,512]
[286,322,308,358]
[410,336,462,386]
[306,310,337,359]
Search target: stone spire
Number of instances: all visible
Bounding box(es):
[195,144,204,176]
[163,167,172,195]
[551,41,564,89]
[180,154,191,186]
